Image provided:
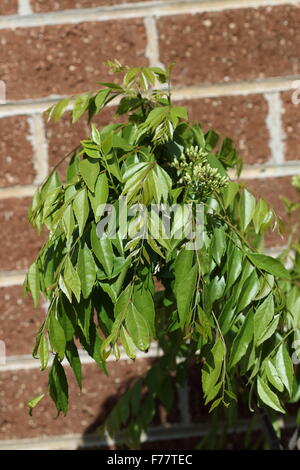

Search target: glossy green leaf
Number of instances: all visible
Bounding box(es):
[79,158,100,192]
[229,309,254,368]
[63,256,81,302]
[237,271,260,313]
[77,244,96,298]
[27,261,40,307]
[125,304,150,351]
[120,326,136,359]
[202,338,225,401]
[265,360,284,392]
[257,377,285,413]
[49,311,66,360]
[92,232,114,277]
[276,344,294,396]
[66,340,82,389]
[254,294,274,346]
[89,173,109,222]
[133,285,156,338]
[240,188,256,232]
[211,228,226,265]
[174,250,197,329]
[226,246,243,291]
[39,334,49,371]
[247,253,291,280]
[48,355,69,416]
[73,188,89,236]
[72,93,90,123]
[62,204,75,240]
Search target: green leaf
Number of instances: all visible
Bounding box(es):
[72,93,90,123]
[237,270,260,313]
[202,338,225,401]
[27,393,45,416]
[48,98,70,122]
[39,334,49,371]
[95,89,110,112]
[62,204,75,240]
[48,355,69,416]
[256,315,279,346]
[77,244,96,298]
[254,294,274,346]
[120,326,136,359]
[76,298,92,342]
[58,295,76,342]
[73,188,89,236]
[275,344,294,396]
[209,397,223,413]
[63,256,81,302]
[265,360,284,392]
[89,173,109,222]
[223,182,239,209]
[174,249,197,329]
[66,340,82,389]
[133,285,156,338]
[92,231,114,277]
[253,198,272,234]
[240,188,256,231]
[257,377,285,413]
[49,311,66,360]
[125,304,150,351]
[247,253,291,280]
[27,261,40,307]
[197,306,212,341]
[229,309,254,368]
[226,246,243,291]
[114,284,132,319]
[211,228,226,265]
[79,158,100,192]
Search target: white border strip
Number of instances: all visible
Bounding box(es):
[1,0,299,29]
[0,417,295,450]
[0,343,163,372]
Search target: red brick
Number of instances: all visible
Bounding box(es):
[0,285,45,356]
[0,116,36,187]
[0,20,147,101]
[0,359,155,440]
[0,0,18,15]
[0,197,45,271]
[183,94,269,165]
[243,176,300,247]
[158,5,300,86]
[45,106,117,180]
[31,0,151,12]
[281,91,300,161]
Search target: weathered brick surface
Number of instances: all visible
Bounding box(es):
[45,106,117,180]
[0,198,45,271]
[183,94,269,165]
[31,0,152,12]
[0,359,155,440]
[0,286,45,356]
[158,5,300,86]
[0,0,18,15]
[281,91,300,161]
[242,176,300,247]
[0,116,36,187]
[0,20,147,101]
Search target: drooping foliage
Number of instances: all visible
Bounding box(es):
[24,61,299,448]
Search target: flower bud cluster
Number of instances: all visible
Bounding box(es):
[172,145,228,201]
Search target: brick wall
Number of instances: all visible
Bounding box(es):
[1,0,300,450]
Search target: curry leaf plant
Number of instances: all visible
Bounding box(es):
[24,61,296,448]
